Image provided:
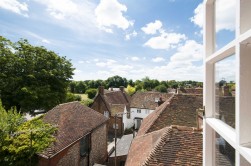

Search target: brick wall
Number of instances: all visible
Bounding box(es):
[109,116,123,136]
[38,123,108,166]
[91,95,109,115]
[90,124,108,165]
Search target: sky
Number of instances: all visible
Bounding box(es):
[0,0,236,81]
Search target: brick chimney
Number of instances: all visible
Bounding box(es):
[222,85,230,96]
[98,86,104,95]
[157,97,164,106]
[119,86,124,92]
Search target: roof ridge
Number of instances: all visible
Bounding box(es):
[144,94,174,134]
[142,127,173,166]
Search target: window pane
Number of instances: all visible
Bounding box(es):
[215,132,235,166]
[215,55,235,128]
[215,0,236,51]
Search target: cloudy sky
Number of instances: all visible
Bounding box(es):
[0,0,235,81]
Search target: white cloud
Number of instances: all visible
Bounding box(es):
[171,40,203,62]
[152,57,165,62]
[144,31,186,50]
[125,30,137,40]
[141,20,162,35]
[34,0,97,34]
[25,31,51,44]
[96,59,117,67]
[95,0,133,33]
[94,58,99,62]
[0,0,28,17]
[191,0,236,32]
[131,56,140,61]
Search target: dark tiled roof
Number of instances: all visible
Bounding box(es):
[126,126,202,166]
[130,92,173,110]
[40,102,108,158]
[138,94,203,136]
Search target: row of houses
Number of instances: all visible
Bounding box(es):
[36,85,234,165]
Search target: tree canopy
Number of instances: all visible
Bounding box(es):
[0,101,56,165]
[0,37,74,112]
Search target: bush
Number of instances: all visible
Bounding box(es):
[85,89,97,99]
[80,99,94,107]
[65,93,82,102]
[155,84,167,93]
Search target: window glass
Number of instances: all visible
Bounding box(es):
[137,109,141,113]
[215,55,235,128]
[80,134,90,157]
[215,132,235,165]
[215,0,236,51]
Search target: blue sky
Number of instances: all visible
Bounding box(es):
[0,0,235,81]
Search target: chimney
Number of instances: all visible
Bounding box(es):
[119,86,124,92]
[98,86,104,95]
[223,85,230,96]
[157,97,164,106]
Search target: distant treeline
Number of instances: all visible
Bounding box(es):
[69,75,203,94]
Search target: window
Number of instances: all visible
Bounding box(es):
[145,110,150,114]
[80,134,90,157]
[204,0,251,165]
[134,118,142,130]
[137,109,141,113]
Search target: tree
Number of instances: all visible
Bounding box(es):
[75,81,86,94]
[0,37,74,112]
[106,75,127,88]
[85,89,97,99]
[0,101,57,165]
[125,85,136,96]
[155,85,167,92]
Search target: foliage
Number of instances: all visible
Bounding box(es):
[106,75,128,88]
[80,98,94,107]
[0,101,57,165]
[65,93,81,102]
[0,36,74,113]
[125,85,136,96]
[155,85,167,93]
[85,88,97,99]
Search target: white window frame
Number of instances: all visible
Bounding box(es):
[204,0,251,165]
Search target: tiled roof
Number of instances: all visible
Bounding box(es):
[110,104,127,116]
[137,94,203,136]
[178,88,203,95]
[104,90,131,105]
[126,126,202,166]
[130,92,173,110]
[40,101,108,158]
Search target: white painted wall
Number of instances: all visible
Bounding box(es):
[123,107,155,130]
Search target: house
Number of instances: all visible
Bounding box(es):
[38,101,108,166]
[123,91,173,130]
[126,126,202,166]
[126,93,203,165]
[91,86,131,136]
[108,134,133,166]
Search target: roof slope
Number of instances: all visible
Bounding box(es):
[126,126,202,166]
[41,102,108,158]
[137,94,203,136]
[130,92,173,110]
[104,90,131,105]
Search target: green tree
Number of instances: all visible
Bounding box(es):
[85,88,97,99]
[65,93,81,102]
[0,37,74,112]
[155,85,167,93]
[125,85,136,96]
[106,75,128,88]
[0,101,56,165]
